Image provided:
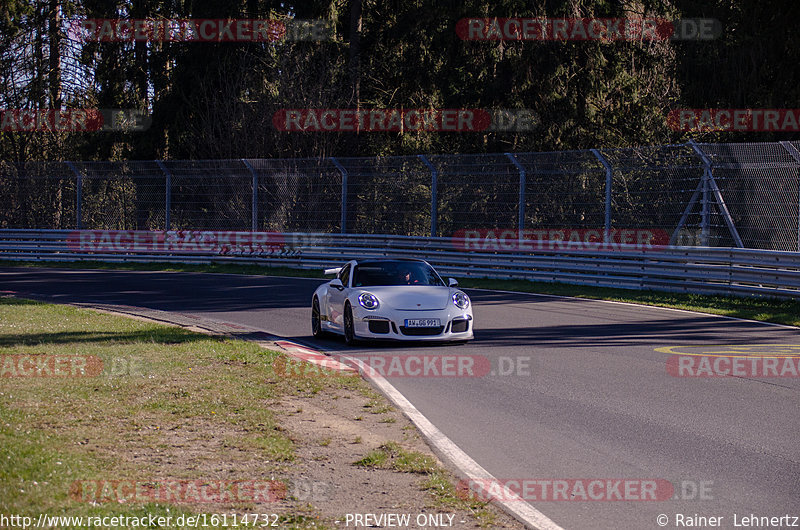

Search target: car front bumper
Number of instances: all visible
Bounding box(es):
[351,307,474,341]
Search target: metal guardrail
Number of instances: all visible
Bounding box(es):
[2,229,800,299]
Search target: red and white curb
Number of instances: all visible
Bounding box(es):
[274,340,356,373]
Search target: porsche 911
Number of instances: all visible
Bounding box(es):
[311,258,474,344]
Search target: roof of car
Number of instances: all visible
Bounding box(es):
[354,258,426,265]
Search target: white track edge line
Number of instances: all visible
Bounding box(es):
[334,352,564,530]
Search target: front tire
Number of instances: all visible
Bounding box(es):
[311,297,327,338]
[343,303,358,345]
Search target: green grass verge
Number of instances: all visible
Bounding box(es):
[0,297,356,529]
[3,259,799,327]
[354,442,438,474]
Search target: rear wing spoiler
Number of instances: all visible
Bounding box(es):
[324,267,342,276]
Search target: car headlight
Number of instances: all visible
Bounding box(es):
[358,292,379,310]
[452,291,470,309]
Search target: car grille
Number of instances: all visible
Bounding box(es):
[399,326,445,336]
[368,320,390,334]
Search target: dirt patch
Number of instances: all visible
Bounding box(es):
[271,388,525,528]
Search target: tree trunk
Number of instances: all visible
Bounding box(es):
[48,0,63,227]
[348,0,362,107]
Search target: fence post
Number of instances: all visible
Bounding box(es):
[688,141,711,246]
[241,159,258,231]
[702,168,709,246]
[155,160,171,230]
[505,153,526,238]
[591,149,612,243]
[689,140,744,248]
[65,162,82,229]
[779,142,800,251]
[418,155,438,237]
[330,157,347,234]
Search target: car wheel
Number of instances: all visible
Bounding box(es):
[311,297,327,338]
[343,303,358,345]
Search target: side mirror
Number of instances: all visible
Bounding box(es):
[448,278,458,287]
[330,278,344,290]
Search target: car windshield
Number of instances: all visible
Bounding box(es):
[353,261,445,287]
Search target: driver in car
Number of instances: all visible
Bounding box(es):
[398,266,420,285]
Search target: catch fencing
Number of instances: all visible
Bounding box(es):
[2,141,800,298]
[2,141,800,251]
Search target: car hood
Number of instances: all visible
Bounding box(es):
[363,286,450,310]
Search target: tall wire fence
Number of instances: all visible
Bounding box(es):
[2,141,799,251]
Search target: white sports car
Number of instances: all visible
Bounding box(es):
[311,258,474,344]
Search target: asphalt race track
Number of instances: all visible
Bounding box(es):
[2,267,799,530]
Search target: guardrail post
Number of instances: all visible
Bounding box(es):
[155,160,172,230]
[241,159,258,231]
[591,149,613,243]
[418,155,438,237]
[65,162,82,229]
[779,141,800,251]
[330,157,348,234]
[689,140,743,247]
[505,153,526,237]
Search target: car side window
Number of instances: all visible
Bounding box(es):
[339,264,351,288]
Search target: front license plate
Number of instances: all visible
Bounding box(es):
[405,318,441,328]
